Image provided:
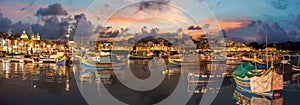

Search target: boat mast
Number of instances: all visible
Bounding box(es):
[266,28,268,69]
[263,24,273,95]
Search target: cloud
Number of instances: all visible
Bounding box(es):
[10,16,69,40]
[287,30,297,37]
[137,0,171,12]
[0,13,12,32]
[108,16,178,24]
[73,13,94,40]
[291,14,300,29]
[255,22,289,42]
[288,14,300,41]
[36,3,68,16]
[74,13,87,22]
[0,2,45,19]
[43,16,65,39]
[29,0,35,7]
[201,18,252,34]
[182,26,205,39]
[271,0,288,10]
[10,21,31,35]
[227,20,291,42]
[105,6,193,30]
[187,26,202,30]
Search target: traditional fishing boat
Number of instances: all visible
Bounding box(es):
[168,54,206,67]
[80,55,124,69]
[56,52,67,66]
[40,54,56,63]
[128,51,154,60]
[245,54,280,69]
[254,57,280,69]
[233,62,283,99]
[168,55,182,67]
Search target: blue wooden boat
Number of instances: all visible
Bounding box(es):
[55,52,68,66]
[168,55,206,67]
[56,59,66,66]
[168,55,182,67]
[233,62,283,99]
[81,55,123,69]
[254,61,280,69]
[56,56,66,66]
[128,51,154,60]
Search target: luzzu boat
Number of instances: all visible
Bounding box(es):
[233,62,283,99]
[254,61,280,69]
[168,55,206,67]
[128,51,154,60]
[168,55,182,67]
[252,55,280,69]
[56,52,67,66]
[56,57,66,66]
[80,55,123,69]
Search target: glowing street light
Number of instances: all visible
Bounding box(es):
[66,33,70,38]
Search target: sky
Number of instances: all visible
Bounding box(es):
[0,0,300,42]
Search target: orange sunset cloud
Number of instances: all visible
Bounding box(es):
[202,18,251,30]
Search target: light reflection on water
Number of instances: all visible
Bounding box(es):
[1,61,300,105]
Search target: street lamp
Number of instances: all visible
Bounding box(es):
[66,33,70,38]
[66,32,70,54]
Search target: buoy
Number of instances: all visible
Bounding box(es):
[274,93,281,98]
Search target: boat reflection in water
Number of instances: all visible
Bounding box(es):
[77,68,114,96]
[233,87,283,105]
[4,56,300,105]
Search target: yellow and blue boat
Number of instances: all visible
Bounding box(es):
[168,55,206,67]
[56,52,67,66]
[168,55,182,67]
[233,62,283,99]
[80,55,124,69]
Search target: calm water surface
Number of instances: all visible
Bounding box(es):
[0,61,300,105]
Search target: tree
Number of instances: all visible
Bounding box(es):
[248,42,259,49]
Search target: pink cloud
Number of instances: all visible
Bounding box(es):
[0,2,46,19]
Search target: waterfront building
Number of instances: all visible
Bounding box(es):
[20,30,29,54]
[30,32,40,54]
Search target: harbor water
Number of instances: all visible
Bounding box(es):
[0,60,300,105]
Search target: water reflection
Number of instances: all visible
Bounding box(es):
[0,62,71,92]
[284,73,300,92]
[233,88,283,105]
[2,60,300,104]
[75,59,232,104]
